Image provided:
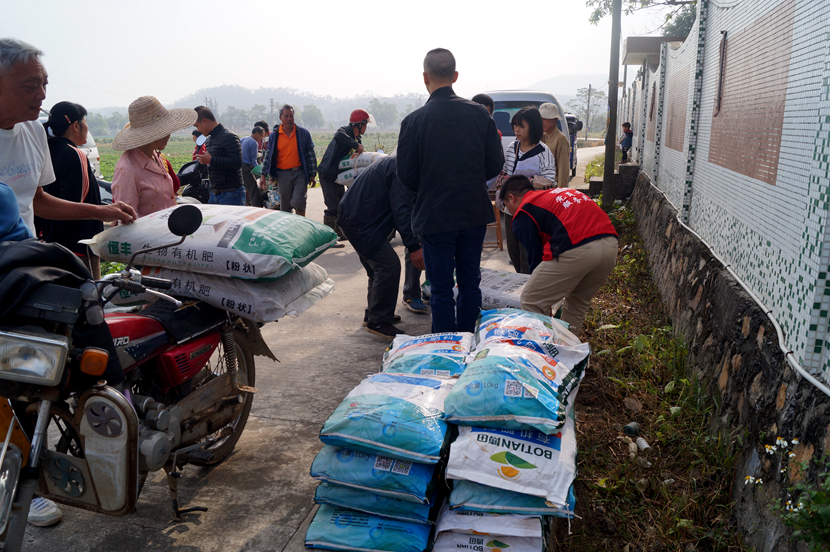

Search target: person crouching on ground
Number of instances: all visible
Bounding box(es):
[317,109,372,247]
[338,155,425,338]
[498,175,618,333]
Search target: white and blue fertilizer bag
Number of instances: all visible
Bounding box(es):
[445,414,577,508]
[314,482,433,524]
[382,333,474,377]
[319,373,455,463]
[435,502,542,538]
[475,308,560,347]
[310,446,436,504]
[449,480,576,518]
[444,341,586,433]
[305,504,430,552]
[432,532,544,552]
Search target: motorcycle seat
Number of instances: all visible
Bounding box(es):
[141,300,227,343]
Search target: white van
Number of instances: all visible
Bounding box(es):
[480,90,570,156]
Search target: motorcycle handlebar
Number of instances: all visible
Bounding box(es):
[140,276,173,290]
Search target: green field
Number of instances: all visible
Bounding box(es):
[98,132,399,181]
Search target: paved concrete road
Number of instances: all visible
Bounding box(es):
[24,188,509,552]
[571,145,605,188]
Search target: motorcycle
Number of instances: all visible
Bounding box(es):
[0,205,276,550]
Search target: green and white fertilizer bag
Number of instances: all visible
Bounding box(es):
[85,205,337,280]
[108,263,334,322]
[445,416,577,508]
[337,151,388,171]
[310,446,436,504]
[443,341,586,432]
[381,333,475,377]
[319,373,455,463]
[432,533,544,552]
[435,502,542,537]
[449,480,576,518]
[476,308,572,348]
[335,167,367,185]
[305,504,430,552]
[314,482,433,524]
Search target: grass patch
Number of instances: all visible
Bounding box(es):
[584,149,623,183]
[554,204,750,551]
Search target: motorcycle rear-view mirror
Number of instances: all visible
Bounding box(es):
[168,205,202,237]
[195,135,207,147]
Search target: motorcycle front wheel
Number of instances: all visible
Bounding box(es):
[189,330,255,465]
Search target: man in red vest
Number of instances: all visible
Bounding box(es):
[498,175,618,332]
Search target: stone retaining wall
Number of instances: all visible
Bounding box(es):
[631,172,830,552]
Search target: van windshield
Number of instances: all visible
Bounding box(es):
[493,100,566,136]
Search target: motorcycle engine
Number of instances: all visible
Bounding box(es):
[131,394,182,472]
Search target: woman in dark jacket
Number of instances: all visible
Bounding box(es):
[41,102,104,279]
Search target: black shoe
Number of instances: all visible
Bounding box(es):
[363,313,401,326]
[366,321,405,338]
[329,242,345,249]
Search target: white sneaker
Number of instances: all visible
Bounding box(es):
[28,497,62,527]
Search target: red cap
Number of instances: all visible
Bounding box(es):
[350,109,370,124]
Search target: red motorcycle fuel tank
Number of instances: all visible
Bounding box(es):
[158,332,220,390]
[105,313,169,373]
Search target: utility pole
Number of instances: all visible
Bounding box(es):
[585,84,592,141]
[602,0,622,212]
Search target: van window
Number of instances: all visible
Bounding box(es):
[493,101,566,136]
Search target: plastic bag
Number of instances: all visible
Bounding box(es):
[382,333,474,377]
[305,504,430,552]
[320,373,455,463]
[445,416,577,508]
[475,309,563,347]
[314,482,433,525]
[108,263,334,322]
[432,533,544,552]
[435,502,542,538]
[449,480,575,518]
[477,269,530,310]
[85,205,337,280]
[444,341,586,432]
[338,152,388,171]
[310,446,437,504]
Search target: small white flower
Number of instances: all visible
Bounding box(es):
[745,476,755,485]
[798,502,804,509]
[756,478,764,484]
[789,452,796,458]
[791,439,799,445]
[776,437,788,447]
[780,468,786,473]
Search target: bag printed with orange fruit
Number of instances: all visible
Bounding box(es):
[445,414,577,508]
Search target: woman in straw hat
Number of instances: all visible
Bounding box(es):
[112,96,196,217]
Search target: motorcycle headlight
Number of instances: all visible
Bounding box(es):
[0,330,69,386]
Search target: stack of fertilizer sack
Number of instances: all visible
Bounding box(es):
[84,205,337,322]
[305,310,589,551]
[334,151,387,186]
[437,308,590,551]
[305,333,474,552]
[422,268,531,310]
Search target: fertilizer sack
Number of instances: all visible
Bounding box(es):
[382,333,475,377]
[435,502,542,538]
[85,205,337,280]
[108,263,334,322]
[449,480,575,518]
[319,373,455,463]
[335,167,367,185]
[477,268,530,311]
[310,446,436,504]
[432,533,544,552]
[305,504,430,552]
[338,151,388,171]
[444,342,587,432]
[445,417,577,508]
[476,308,577,348]
[314,482,433,525]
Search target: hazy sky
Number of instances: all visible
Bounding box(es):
[2,0,675,110]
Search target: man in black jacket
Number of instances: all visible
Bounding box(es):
[339,155,425,338]
[318,109,371,246]
[194,106,245,205]
[397,48,504,333]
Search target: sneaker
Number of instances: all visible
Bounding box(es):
[363,313,401,326]
[28,497,62,527]
[366,321,405,338]
[402,298,428,314]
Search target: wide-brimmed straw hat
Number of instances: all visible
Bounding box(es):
[113,96,197,151]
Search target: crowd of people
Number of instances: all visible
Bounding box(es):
[0,37,622,524]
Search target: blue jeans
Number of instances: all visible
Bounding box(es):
[209,187,246,206]
[421,225,486,333]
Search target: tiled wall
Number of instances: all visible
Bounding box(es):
[623,0,830,385]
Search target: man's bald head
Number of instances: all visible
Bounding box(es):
[423,48,456,82]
